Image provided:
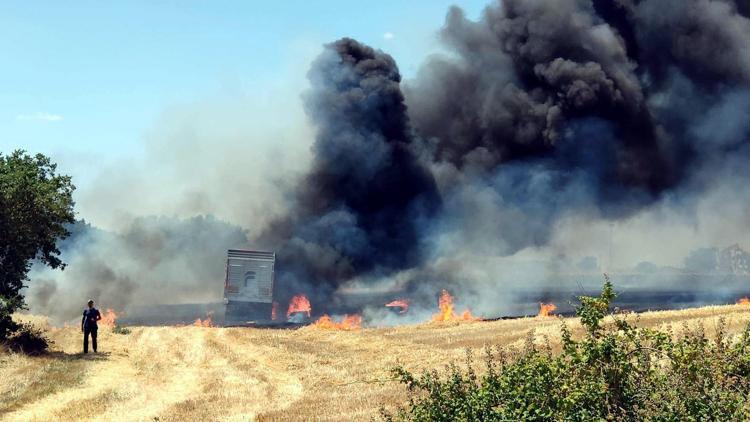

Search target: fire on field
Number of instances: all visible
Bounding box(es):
[106,246,750,330]
[109,288,487,330]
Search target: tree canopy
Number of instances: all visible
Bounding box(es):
[0,150,75,339]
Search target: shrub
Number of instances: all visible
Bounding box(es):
[2,322,51,355]
[384,279,750,421]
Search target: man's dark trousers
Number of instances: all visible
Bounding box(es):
[83,326,97,353]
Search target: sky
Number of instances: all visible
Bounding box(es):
[0,1,488,194]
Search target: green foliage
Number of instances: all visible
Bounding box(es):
[0,150,75,340]
[385,280,750,421]
[2,322,51,355]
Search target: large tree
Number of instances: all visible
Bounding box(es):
[0,150,75,339]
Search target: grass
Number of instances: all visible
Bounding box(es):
[2,304,750,421]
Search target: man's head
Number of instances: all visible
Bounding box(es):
[87,299,94,309]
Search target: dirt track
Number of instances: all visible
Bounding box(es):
[4,304,750,421]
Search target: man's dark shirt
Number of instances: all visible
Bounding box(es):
[82,308,101,329]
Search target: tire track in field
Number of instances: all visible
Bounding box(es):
[157,328,304,421]
[2,327,206,421]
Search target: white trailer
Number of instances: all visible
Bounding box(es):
[223,249,275,323]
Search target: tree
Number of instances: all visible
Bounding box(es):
[0,150,75,340]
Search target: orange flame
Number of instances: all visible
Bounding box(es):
[431,290,479,322]
[538,302,557,317]
[193,312,214,327]
[271,301,279,320]
[738,297,750,305]
[385,299,410,314]
[312,314,362,330]
[99,309,119,327]
[287,294,312,318]
[193,317,213,327]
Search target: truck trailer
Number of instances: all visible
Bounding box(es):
[223,249,275,324]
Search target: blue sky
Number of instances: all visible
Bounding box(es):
[0,0,488,184]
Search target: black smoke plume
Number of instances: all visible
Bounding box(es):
[265,0,750,304]
[401,0,750,254]
[259,39,440,305]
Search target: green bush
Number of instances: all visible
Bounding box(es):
[2,322,51,355]
[384,280,750,421]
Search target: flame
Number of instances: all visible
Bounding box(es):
[385,299,409,314]
[312,314,362,330]
[431,290,479,322]
[193,317,213,327]
[99,309,119,327]
[287,294,312,318]
[271,301,279,320]
[538,302,557,317]
[193,312,214,327]
[738,297,750,305]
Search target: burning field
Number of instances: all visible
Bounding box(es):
[4,304,750,421]
[7,0,750,417]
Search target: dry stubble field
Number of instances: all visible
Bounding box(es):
[3,304,750,421]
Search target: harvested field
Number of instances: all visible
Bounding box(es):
[4,305,750,421]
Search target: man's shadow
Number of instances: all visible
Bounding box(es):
[45,351,112,361]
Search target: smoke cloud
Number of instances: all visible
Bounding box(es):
[27,0,750,322]
[257,39,440,306]
[27,217,249,324]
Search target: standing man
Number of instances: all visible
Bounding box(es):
[82,299,101,353]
